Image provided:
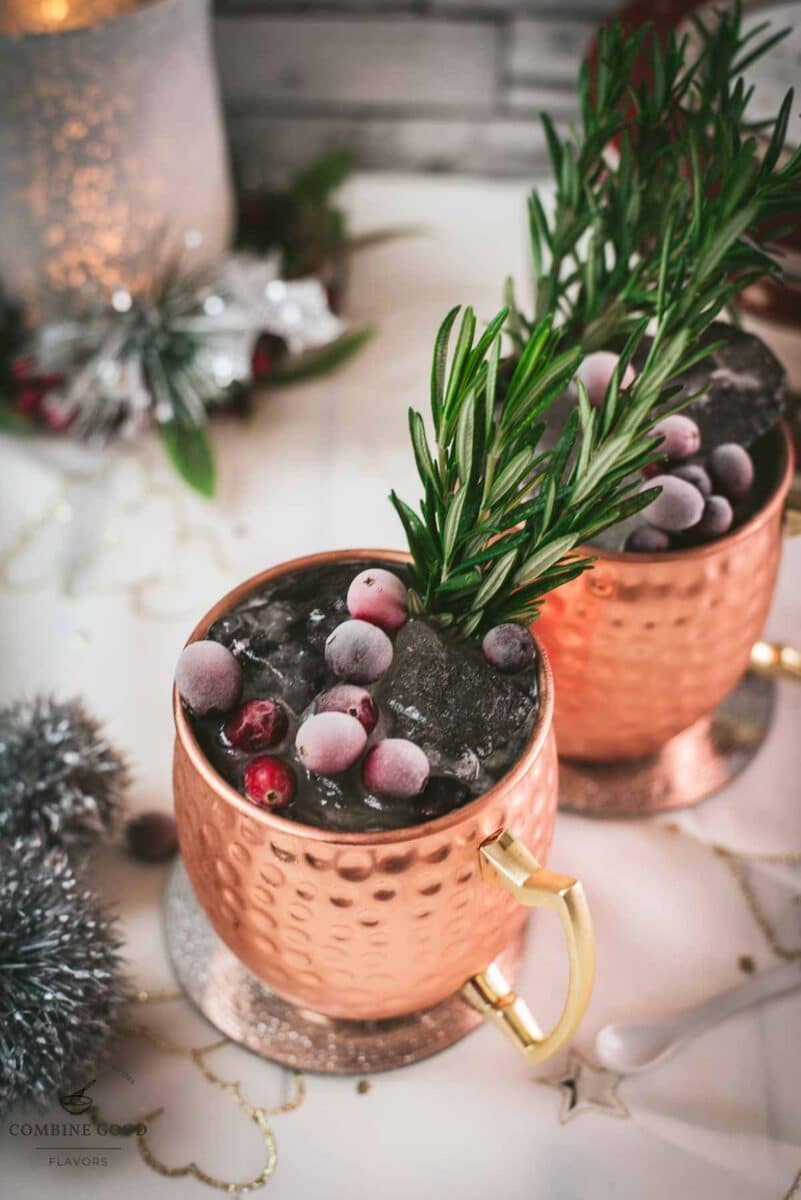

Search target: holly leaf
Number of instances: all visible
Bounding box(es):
[159,420,216,498]
[0,401,34,434]
[269,327,373,385]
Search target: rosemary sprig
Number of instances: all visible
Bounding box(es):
[509,4,801,355]
[393,4,801,639]
[390,302,674,638]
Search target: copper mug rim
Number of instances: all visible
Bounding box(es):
[173,546,556,849]
[585,421,794,566]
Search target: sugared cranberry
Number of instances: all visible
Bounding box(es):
[624,524,671,553]
[126,812,178,863]
[316,684,378,733]
[362,739,430,799]
[324,620,393,683]
[224,699,288,752]
[577,351,636,408]
[708,443,754,500]
[295,712,367,775]
[641,475,704,532]
[175,640,242,715]
[346,568,408,632]
[651,415,701,461]
[697,494,734,538]
[670,462,712,498]
[244,756,296,809]
[482,623,535,673]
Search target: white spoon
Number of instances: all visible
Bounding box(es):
[595,960,801,1075]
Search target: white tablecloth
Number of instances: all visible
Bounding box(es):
[1,173,799,1200]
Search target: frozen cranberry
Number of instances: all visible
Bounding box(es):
[175,640,242,715]
[325,620,393,683]
[577,351,636,408]
[346,568,409,632]
[362,739,430,799]
[708,443,754,500]
[482,624,535,673]
[244,756,296,809]
[670,462,712,498]
[641,475,705,532]
[316,684,378,734]
[652,415,701,461]
[697,494,734,538]
[624,525,671,553]
[126,812,178,863]
[295,711,367,775]
[223,699,288,751]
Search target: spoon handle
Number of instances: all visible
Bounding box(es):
[677,960,801,1042]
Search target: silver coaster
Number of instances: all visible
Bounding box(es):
[163,860,525,1074]
[558,672,776,817]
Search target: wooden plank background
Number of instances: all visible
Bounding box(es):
[214,0,620,183]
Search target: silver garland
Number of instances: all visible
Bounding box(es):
[0,844,125,1116]
[0,697,128,859]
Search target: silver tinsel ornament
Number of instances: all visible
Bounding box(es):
[32,254,344,442]
[0,844,125,1116]
[0,697,128,859]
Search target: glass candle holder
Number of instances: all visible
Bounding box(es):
[0,0,232,316]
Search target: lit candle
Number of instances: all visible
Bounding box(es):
[0,0,232,316]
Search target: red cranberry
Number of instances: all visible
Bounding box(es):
[224,699,288,752]
[126,812,178,863]
[315,684,378,733]
[244,756,296,810]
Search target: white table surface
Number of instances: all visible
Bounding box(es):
[1,173,800,1200]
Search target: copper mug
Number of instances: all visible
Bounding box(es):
[537,425,797,762]
[173,549,595,1066]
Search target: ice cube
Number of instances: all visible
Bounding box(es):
[377,619,537,764]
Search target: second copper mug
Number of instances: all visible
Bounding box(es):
[173,549,595,1067]
[537,425,795,762]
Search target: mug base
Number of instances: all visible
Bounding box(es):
[164,859,527,1074]
[558,670,775,816]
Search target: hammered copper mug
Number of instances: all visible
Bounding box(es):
[173,549,595,1066]
[537,424,797,764]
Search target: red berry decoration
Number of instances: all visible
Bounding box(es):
[325,619,393,683]
[175,640,242,715]
[362,739,430,799]
[346,568,409,632]
[223,699,288,752]
[316,684,378,733]
[244,756,296,809]
[295,712,367,775]
[482,623,535,673]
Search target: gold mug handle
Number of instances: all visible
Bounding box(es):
[461,830,596,1065]
[749,487,801,683]
[750,641,801,683]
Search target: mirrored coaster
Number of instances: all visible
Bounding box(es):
[558,672,776,816]
[164,859,525,1074]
